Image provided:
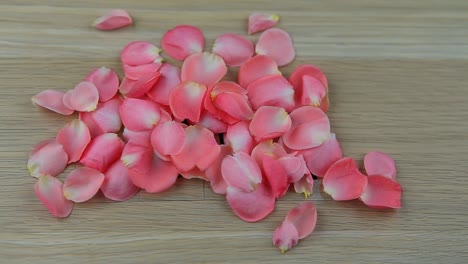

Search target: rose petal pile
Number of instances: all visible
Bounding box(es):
[28,12,403,254]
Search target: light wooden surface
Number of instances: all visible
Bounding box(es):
[1,1,468,263]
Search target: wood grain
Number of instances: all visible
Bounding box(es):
[1,0,467,263]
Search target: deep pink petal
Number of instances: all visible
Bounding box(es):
[301,133,342,177]
[203,86,239,125]
[238,55,281,88]
[119,98,161,131]
[56,119,91,163]
[360,175,402,209]
[205,145,232,194]
[32,89,74,115]
[289,64,328,90]
[262,155,289,199]
[62,81,99,112]
[212,33,254,66]
[63,167,105,203]
[226,183,275,222]
[249,106,291,141]
[119,72,161,98]
[85,66,120,102]
[247,75,295,112]
[323,157,368,201]
[93,9,132,31]
[147,63,181,105]
[121,41,160,66]
[285,201,318,239]
[80,133,125,172]
[272,221,298,254]
[34,175,73,218]
[101,160,140,201]
[221,152,263,192]
[151,120,185,156]
[161,25,204,60]
[181,52,227,87]
[79,96,123,138]
[248,13,279,34]
[297,75,327,107]
[251,140,288,166]
[121,140,153,174]
[122,61,162,80]
[225,121,255,154]
[169,81,206,123]
[277,154,308,183]
[28,139,68,178]
[256,28,295,66]
[294,174,314,198]
[364,151,397,180]
[211,81,254,121]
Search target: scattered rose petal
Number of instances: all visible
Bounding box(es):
[85,67,120,102]
[161,25,205,60]
[31,89,74,115]
[80,133,125,172]
[63,167,105,203]
[169,81,206,123]
[364,151,397,180]
[121,41,161,66]
[205,145,232,194]
[294,174,314,198]
[79,96,123,138]
[226,183,275,222]
[323,157,368,201]
[360,175,402,209]
[119,98,161,131]
[147,63,181,105]
[181,52,227,87]
[151,120,185,156]
[101,160,140,201]
[34,175,73,218]
[221,152,263,192]
[262,155,289,198]
[121,139,153,173]
[238,55,281,89]
[196,110,229,133]
[119,72,161,98]
[272,220,298,254]
[248,13,279,34]
[297,75,327,107]
[301,133,342,177]
[256,28,295,66]
[285,201,318,239]
[93,9,132,31]
[122,128,152,145]
[62,81,99,112]
[212,33,254,66]
[247,75,295,112]
[249,106,291,142]
[28,139,68,178]
[210,81,254,121]
[56,119,91,163]
[225,121,255,154]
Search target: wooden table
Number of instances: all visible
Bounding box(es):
[1,1,467,263]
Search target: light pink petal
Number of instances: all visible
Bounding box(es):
[56,119,91,163]
[226,184,275,222]
[249,106,291,142]
[221,152,263,192]
[285,201,318,239]
[248,13,279,34]
[196,110,228,133]
[147,63,181,105]
[161,25,204,60]
[289,64,328,90]
[85,67,119,102]
[277,154,308,183]
[63,81,99,112]
[171,125,221,172]
[62,167,105,203]
[262,155,289,199]
[294,174,314,198]
[282,106,330,150]
[203,86,239,125]
[119,72,161,98]
[28,139,68,178]
[247,75,295,112]
[121,128,152,145]
[169,81,206,123]
[256,28,295,66]
[79,96,122,138]
[205,145,232,195]
[80,133,125,172]
[212,33,254,66]
[32,89,74,115]
[238,55,281,88]
[128,153,179,193]
[151,120,185,156]
[119,98,161,131]
[121,140,153,173]
[225,121,255,154]
[297,75,327,107]
[301,133,342,177]
[101,160,140,201]
[93,9,132,31]
[251,140,288,165]
[272,221,299,254]
[121,41,161,66]
[34,175,73,218]
[323,157,368,201]
[211,81,254,121]
[181,52,227,87]
[360,175,402,209]
[123,61,163,80]
[364,151,397,180]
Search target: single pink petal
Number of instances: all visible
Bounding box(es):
[122,61,163,80]
[28,139,68,178]
[211,81,254,121]
[225,121,255,154]
[289,64,328,90]
[285,201,318,239]
[169,81,206,123]
[32,89,74,115]
[249,106,291,142]
[101,160,140,201]
[364,151,397,180]
[161,25,204,60]
[128,153,179,193]
[63,81,99,112]
[221,152,263,192]
[121,140,153,174]
[119,72,161,98]
[272,221,299,254]
[238,55,281,89]
[212,33,254,66]
[360,175,402,209]
[203,86,239,125]
[251,140,288,165]
[256,28,295,66]
[34,175,73,218]
[62,167,105,203]
[180,167,208,181]
[171,125,221,172]
[56,119,91,163]
[297,75,327,107]
[247,75,295,112]
[151,120,185,156]
[79,96,122,138]
[301,133,343,177]
[294,174,314,198]
[277,154,308,183]
[205,145,232,195]
[181,52,227,87]
[248,13,279,34]
[121,41,161,66]
[121,128,152,145]
[93,9,132,31]
[80,133,125,172]
[282,106,330,150]
[262,155,289,198]
[147,63,181,105]
[196,110,228,134]
[119,98,161,131]
[85,66,119,102]
[226,184,275,222]
[323,157,368,201]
